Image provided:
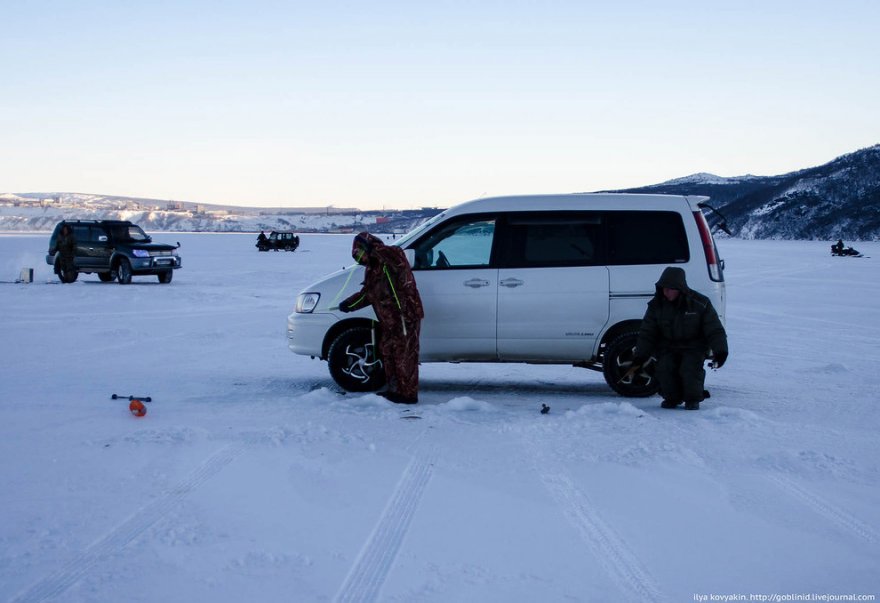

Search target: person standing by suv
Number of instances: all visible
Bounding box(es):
[56,224,77,283]
[338,232,424,404]
[632,267,728,410]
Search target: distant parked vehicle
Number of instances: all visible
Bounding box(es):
[257,230,300,252]
[46,220,182,284]
[831,239,862,257]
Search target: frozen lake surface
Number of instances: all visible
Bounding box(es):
[1,233,878,602]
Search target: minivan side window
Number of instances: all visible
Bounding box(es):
[606,211,689,265]
[500,212,603,268]
[411,217,496,269]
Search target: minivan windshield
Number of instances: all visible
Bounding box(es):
[394,210,449,248]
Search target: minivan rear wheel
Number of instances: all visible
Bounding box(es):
[327,327,386,392]
[602,332,659,397]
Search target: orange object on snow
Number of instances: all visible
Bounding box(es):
[129,399,147,417]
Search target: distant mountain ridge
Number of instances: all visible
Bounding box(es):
[4,144,879,239]
[609,144,880,240]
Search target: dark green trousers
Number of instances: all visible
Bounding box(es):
[656,349,706,404]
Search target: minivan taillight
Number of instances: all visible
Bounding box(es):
[694,211,724,282]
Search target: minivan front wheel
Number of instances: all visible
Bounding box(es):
[327,327,386,392]
[602,332,659,397]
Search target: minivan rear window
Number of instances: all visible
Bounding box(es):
[606,211,689,265]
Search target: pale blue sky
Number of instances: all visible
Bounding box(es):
[2,0,878,209]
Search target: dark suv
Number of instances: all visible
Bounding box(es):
[46,220,182,284]
[257,230,300,252]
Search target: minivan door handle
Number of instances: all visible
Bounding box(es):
[500,278,524,288]
[463,278,490,288]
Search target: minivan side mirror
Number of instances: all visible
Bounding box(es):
[404,248,415,266]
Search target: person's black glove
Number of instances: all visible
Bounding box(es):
[712,351,728,369]
[338,300,353,313]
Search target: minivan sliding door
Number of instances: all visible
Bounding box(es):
[496,213,609,361]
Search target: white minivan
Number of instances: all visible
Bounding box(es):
[287,194,726,397]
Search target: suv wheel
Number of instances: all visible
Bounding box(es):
[116,258,132,284]
[158,270,173,284]
[327,327,386,392]
[55,259,78,283]
[602,332,659,397]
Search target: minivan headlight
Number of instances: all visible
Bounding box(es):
[296,292,320,313]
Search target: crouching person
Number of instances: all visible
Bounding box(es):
[633,267,728,411]
[339,232,424,404]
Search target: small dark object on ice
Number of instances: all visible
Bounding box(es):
[111,394,152,402]
[831,240,863,257]
[540,404,550,414]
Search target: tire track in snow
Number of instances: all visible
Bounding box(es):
[334,445,438,603]
[768,474,879,544]
[10,443,246,603]
[538,470,664,603]
[520,434,664,603]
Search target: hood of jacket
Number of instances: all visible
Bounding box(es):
[654,266,691,297]
[351,231,386,264]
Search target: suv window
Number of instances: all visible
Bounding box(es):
[71,224,90,243]
[500,212,603,268]
[606,211,689,265]
[87,225,108,242]
[412,217,496,269]
[108,224,150,242]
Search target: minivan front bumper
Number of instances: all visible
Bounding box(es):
[287,311,339,358]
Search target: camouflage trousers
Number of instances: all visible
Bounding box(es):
[379,318,421,400]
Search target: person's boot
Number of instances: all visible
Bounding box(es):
[684,400,700,410]
[660,399,682,409]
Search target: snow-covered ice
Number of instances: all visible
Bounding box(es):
[1,233,878,602]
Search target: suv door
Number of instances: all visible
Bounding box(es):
[495,212,610,361]
[408,215,498,361]
[69,225,91,269]
[78,224,112,269]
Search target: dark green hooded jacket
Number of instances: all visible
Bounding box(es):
[634,267,728,358]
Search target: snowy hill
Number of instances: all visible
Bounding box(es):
[613,144,880,240]
[5,143,880,239]
[0,193,440,234]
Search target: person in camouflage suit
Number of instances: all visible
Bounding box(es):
[339,232,424,404]
[633,266,728,411]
